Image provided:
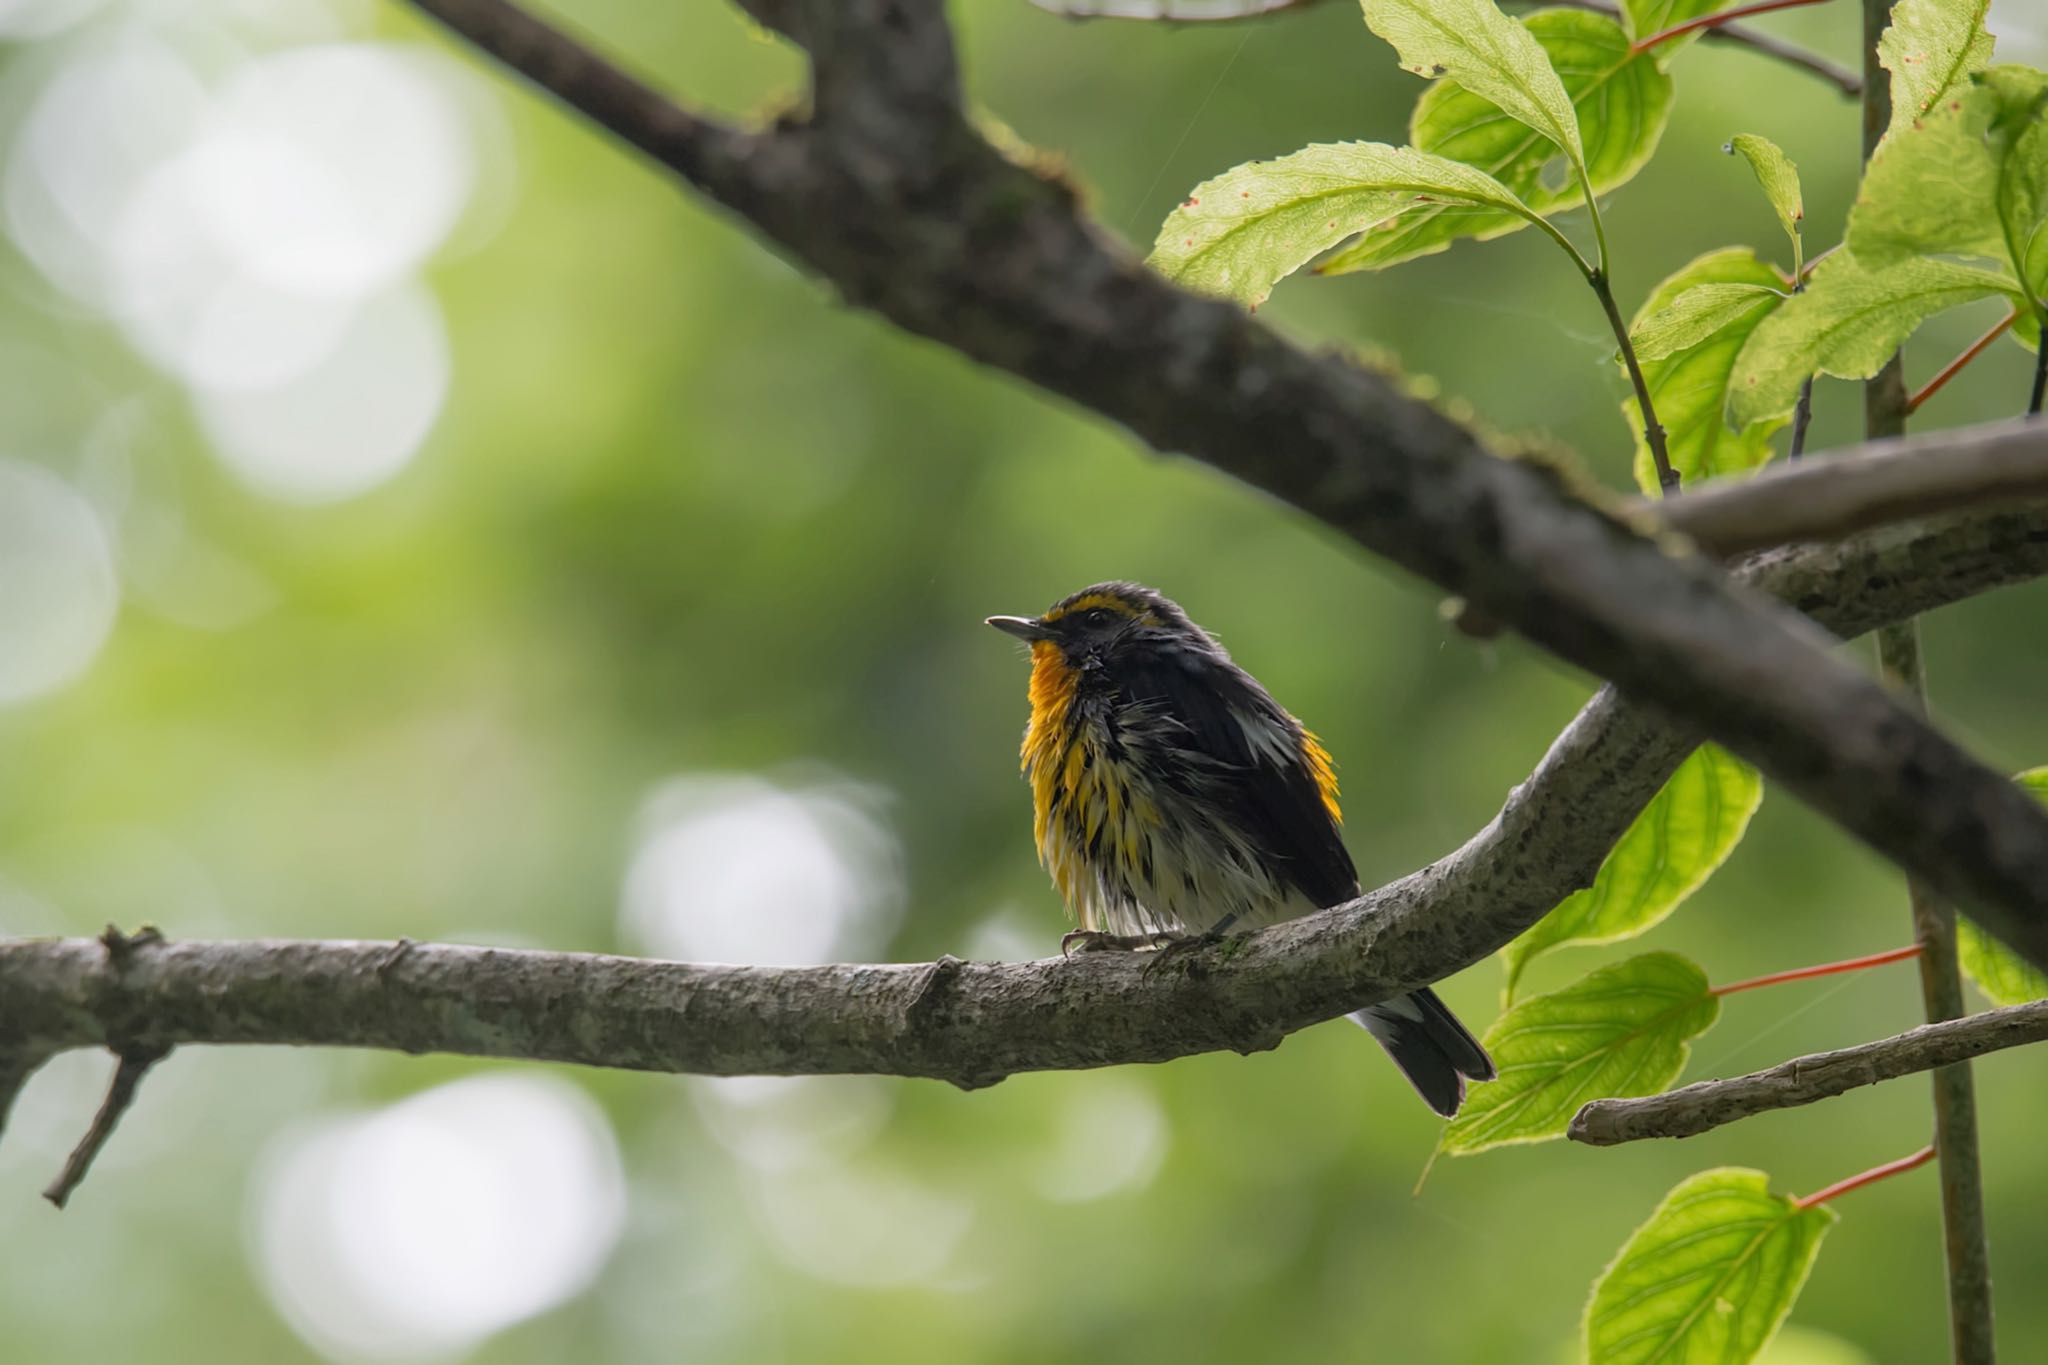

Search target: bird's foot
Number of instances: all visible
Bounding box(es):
[1061,929,1181,957]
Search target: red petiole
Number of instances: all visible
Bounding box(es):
[1631,0,1833,54]
[1712,943,1922,996]
[1907,308,2020,414]
[1794,1145,1937,1210]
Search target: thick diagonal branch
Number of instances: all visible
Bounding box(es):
[1569,999,2048,1146]
[4,506,2044,1113]
[399,0,2048,974]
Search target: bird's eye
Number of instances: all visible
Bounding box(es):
[1085,609,1115,626]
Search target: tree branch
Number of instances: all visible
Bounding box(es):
[41,1045,169,1209]
[1569,999,2048,1146]
[1025,0,1863,95]
[1647,419,2048,558]
[3,505,2044,1117]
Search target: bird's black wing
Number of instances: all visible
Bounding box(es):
[1112,648,1360,909]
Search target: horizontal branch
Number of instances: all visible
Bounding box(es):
[1570,999,2048,1145]
[1025,0,1863,94]
[4,503,2044,1127]
[1651,419,2048,558]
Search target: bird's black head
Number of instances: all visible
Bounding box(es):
[985,581,1216,668]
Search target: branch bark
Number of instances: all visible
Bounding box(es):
[4,504,2045,1126]
[1649,419,2048,557]
[392,0,2048,978]
[1569,999,2048,1145]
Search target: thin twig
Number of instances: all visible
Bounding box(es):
[1593,270,1678,492]
[1796,1145,1937,1209]
[1569,999,2048,1145]
[1024,0,1864,95]
[1631,0,1830,54]
[41,1045,170,1209]
[1880,621,1997,1363]
[1711,942,1920,995]
[1908,309,2020,415]
[1790,376,1815,458]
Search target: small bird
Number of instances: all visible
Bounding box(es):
[988,581,1494,1116]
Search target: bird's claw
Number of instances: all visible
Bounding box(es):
[1061,929,1179,957]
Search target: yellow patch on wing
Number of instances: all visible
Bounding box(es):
[1301,729,1342,823]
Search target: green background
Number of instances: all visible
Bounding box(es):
[3,2,2045,1362]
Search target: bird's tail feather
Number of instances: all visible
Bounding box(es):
[1350,987,1496,1118]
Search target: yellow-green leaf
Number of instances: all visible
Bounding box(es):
[1630,282,1783,363]
[1624,249,1787,494]
[1727,133,1804,251]
[1850,79,2012,271]
[1727,251,2021,428]
[1958,767,2048,1006]
[1149,141,1539,308]
[1360,0,1585,177]
[1586,1168,1835,1365]
[1444,952,1718,1155]
[1503,744,1761,1000]
[1878,0,1994,139]
[1324,9,1671,274]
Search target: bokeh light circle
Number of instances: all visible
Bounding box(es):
[250,1074,626,1363]
[193,282,450,503]
[621,774,905,966]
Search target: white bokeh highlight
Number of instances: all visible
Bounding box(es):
[1035,1076,1169,1203]
[5,35,479,504]
[194,282,450,503]
[0,459,119,705]
[251,1075,626,1363]
[750,1160,974,1290]
[621,773,905,966]
[688,1074,895,1174]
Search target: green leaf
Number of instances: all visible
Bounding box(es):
[1727,134,1804,251]
[1148,142,1540,308]
[1878,0,1994,138]
[1586,1169,1835,1365]
[1958,767,2048,1006]
[1444,952,1718,1154]
[1987,66,2048,300]
[1852,63,2048,305]
[1323,9,1671,274]
[1360,0,1585,178]
[1957,917,2048,1007]
[1849,79,2013,270]
[1630,282,1784,362]
[1503,744,1761,1000]
[1727,252,2021,427]
[1624,250,1787,494]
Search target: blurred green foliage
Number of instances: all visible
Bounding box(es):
[3,2,2047,1363]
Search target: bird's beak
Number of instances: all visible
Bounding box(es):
[986,615,1052,642]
